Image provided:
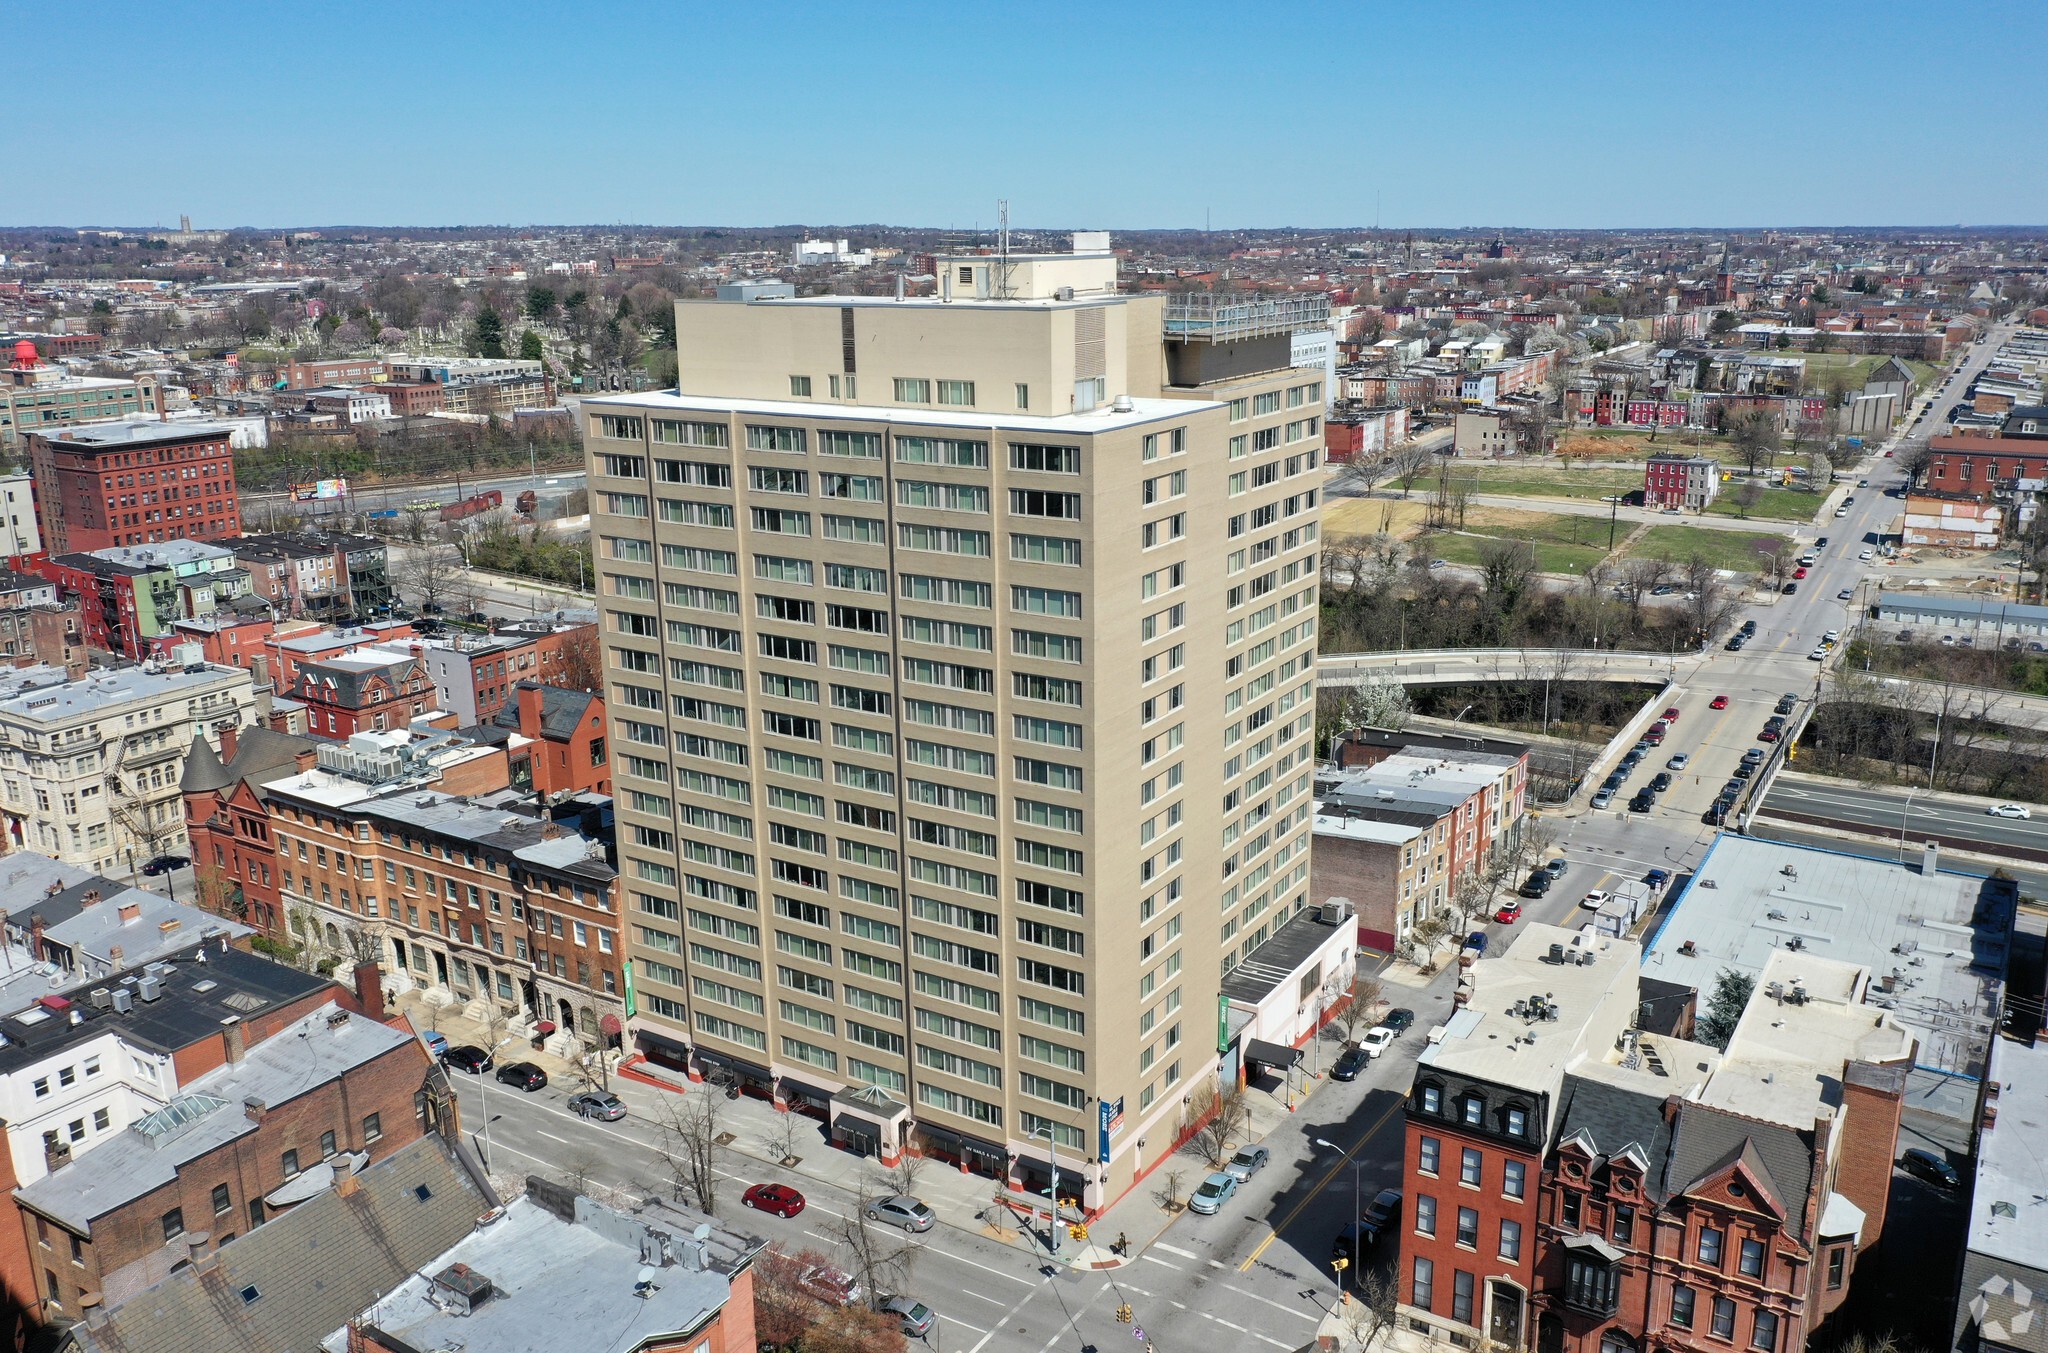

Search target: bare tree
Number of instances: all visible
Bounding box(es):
[1730,481,1763,520]
[1389,441,1436,498]
[827,1183,921,1311]
[1188,1082,1253,1168]
[1725,406,1782,474]
[884,1150,927,1200]
[1333,454,1388,499]
[1336,1268,1402,1352]
[1335,975,1385,1045]
[651,1090,723,1212]
[394,542,464,612]
[1153,1168,1188,1213]
[767,1107,811,1165]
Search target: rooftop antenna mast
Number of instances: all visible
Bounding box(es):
[997,198,1012,300]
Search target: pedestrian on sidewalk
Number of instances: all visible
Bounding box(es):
[1116,1230,1128,1256]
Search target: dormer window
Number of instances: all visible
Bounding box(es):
[1462,1096,1484,1127]
[1421,1085,1442,1114]
[1504,1106,1528,1137]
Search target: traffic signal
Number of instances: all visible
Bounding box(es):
[1116,1304,1134,1324]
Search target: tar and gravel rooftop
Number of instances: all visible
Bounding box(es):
[1643,835,2014,1075]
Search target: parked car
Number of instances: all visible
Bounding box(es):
[1601,773,1624,793]
[1733,763,1756,780]
[795,1261,862,1308]
[1226,1146,1271,1182]
[141,854,190,876]
[880,1296,937,1339]
[1381,1009,1415,1034]
[1743,748,1766,765]
[1543,859,1568,878]
[496,1061,547,1091]
[865,1196,936,1232]
[1793,567,1809,580]
[1331,1045,1371,1081]
[1809,647,1829,661]
[1591,789,1614,809]
[1758,727,1780,742]
[1725,636,1747,651]
[1662,706,1682,722]
[1861,549,1876,561]
[1496,900,1524,923]
[420,1030,449,1058]
[1645,869,1670,889]
[1579,890,1611,910]
[1189,1172,1241,1215]
[1775,696,1799,715]
[1463,932,1489,955]
[742,1183,807,1217]
[1518,873,1551,899]
[568,1090,627,1121]
[1783,582,1798,594]
[1628,791,1655,813]
[1360,1188,1404,1244]
[442,1045,493,1075]
[1899,1148,1960,1189]
[1332,1221,1368,1267]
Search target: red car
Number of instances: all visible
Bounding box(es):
[1710,695,1729,710]
[742,1183,807,1218]
[1793,567,1809,579]
[1495,900,1523,924]
[1758,728,1780,742]
[1662,707,1681,722]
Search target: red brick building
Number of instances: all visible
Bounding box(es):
[12,999,452,1314]
[1397,929,1913,1353]
[26,422,241,554]
[381,381,445,417]
[181,724,320,940]
[289,643,436,739]
[1644,453,1720,512]
[1926,435,2048,492]
[494,681,610,796]
[276,356,386,389]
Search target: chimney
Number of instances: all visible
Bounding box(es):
[517,681,542,735]
[243,1096,267,1124]
[28,914,43,959]
[352,960,384,1016]
[184,1232,210,1266]
[108,945,123,970]
[218,724,238,764]
[78,890,100,909]
[80,1293,105,1331]
[1922,839,1940,876]
[221,1015,245,1064]
[117,901,140,923]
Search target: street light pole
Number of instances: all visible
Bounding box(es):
[1030,1124,1062,1259]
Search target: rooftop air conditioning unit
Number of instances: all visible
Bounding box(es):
[1319,899,1353,925]
[137,977,162,1002]
[111,990,133,1014]
[89,988,111,1009]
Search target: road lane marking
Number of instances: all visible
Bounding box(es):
[930,1248,1039,1286]
[1155,1242,1200,1259]
[1142,1254,1183,1271]
[943,1314,993,1335]
[535,1130,570,1145]
[1238,1094,1407,1272]
[965,1276,1054,1353]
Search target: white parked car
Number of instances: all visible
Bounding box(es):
[1988,804,2033,819]
[1809,648,1828,661]
[1579,890,1611,910]
[1858,549,1874,560]
[1835,507,1849,517]
[1360,1026,1397,1059]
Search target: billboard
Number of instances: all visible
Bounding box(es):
[292,478,348,501]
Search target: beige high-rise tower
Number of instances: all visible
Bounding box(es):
[584,234,1330,1207]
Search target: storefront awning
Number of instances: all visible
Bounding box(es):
[1244,1038,1304,1069]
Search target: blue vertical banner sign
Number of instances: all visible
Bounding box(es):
[1099,1096,1125,1163]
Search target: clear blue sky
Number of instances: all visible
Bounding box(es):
[13,0,2042,231]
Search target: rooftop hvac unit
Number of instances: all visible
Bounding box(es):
[89,988,111,1010]
[1318,899,1353,925]
[138,977,162,1002]
[111,990,133,1014]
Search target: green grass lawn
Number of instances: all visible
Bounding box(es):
[1700,483,1823,523]
[1635,524,1792,573]
[1416,511,1616,576]
[1465,466,1638,501]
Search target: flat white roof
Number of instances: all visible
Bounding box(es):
[1311,812,1425,845]
[581,390,1219,435]
[1970,1035,2048,1266]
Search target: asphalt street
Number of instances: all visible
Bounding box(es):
[1760,778,2046,854]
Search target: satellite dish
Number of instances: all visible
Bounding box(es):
[693,1224,711,1241]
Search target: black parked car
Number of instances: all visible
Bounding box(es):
[1733,763,1756,780]
[1601,774,1624,793]
[495,1061,548,1092]
[1899,1148,1960,1189]
[1331,1045,1371,1082]
[1380,1009,1416,1034]
[1519,872,1553,899]
[442,1045,494,1075]
[141,854,191,876]
[1649,772,1672,793]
